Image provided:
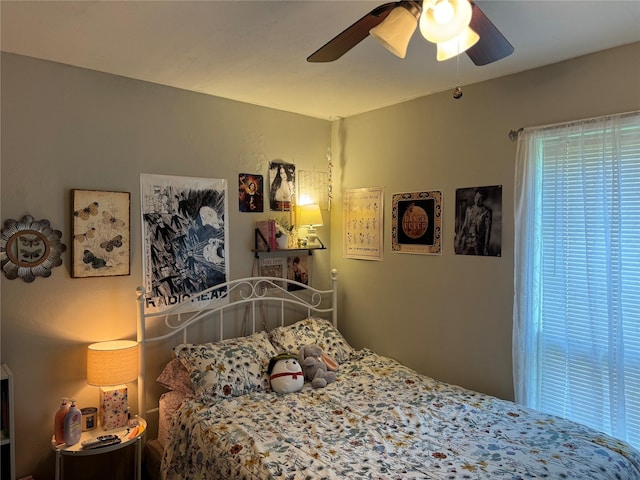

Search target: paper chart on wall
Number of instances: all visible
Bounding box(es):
[298,170,329,210]
[343,187,384,261]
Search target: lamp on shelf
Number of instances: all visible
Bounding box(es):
[87,340,138,430]
[297,204,324,248]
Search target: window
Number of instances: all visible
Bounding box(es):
[513,111,640,450]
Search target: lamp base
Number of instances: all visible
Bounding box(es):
[99,385,129,430]
[305,228,322,248]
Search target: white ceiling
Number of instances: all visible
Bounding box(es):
[1,1,639,120]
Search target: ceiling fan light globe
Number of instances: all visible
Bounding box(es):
[433,1,454,24]
[420,0,472,44]
[436,26,480,61]
[370,5,419,58]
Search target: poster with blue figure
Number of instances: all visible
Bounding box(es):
[141,173,229,314]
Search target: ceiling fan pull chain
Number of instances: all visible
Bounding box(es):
[453,38,463,99]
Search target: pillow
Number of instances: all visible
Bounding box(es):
[156,357,195,396]
[268,317,355,364]
[158,390,190,448]
[174,331,277,401]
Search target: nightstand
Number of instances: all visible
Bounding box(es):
[51,417,146,480]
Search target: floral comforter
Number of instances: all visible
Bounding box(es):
[162,349,640,479]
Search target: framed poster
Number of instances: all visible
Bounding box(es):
[391,190,442,255]
[140,174,229,314]
[343,187,384,260]
[71,189,130,278]
[454,185,502,257]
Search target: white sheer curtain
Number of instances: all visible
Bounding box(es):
[513,111,640,450]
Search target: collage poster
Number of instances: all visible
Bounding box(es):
[140,174,228,314]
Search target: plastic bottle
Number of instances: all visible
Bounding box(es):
[53,398,70,445]
[63,400,82,446]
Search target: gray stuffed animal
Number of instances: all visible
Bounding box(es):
[298,344,338,388]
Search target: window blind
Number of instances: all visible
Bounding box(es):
[515,112,640,450]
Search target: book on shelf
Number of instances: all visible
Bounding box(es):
[256,220,276,251]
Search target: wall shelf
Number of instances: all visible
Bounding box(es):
[253,228,325,258]
[253,247,326,259]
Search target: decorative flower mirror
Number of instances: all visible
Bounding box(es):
[0,215,66,282]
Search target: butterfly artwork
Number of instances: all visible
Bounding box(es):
[74,202,99,220]
[83,249,107,269]
[19,248,43,262]
[19,234,43,248]
[71,190,130,278]
[74,228,96,243]
[102,211,126,229]
[100,235,123,252]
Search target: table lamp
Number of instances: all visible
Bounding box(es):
[297,204,324,248]
[87,340,138,430]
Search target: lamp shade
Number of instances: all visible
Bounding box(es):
[436,26,479,61]
[370,4,419,59]
[419,0,473,44]
[297,204,323,227]
[87,340,138,386]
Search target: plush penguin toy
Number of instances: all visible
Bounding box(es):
[268,353,304,394]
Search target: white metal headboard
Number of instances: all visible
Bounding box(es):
[136,269,338,418]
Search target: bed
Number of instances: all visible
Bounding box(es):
[137,271,640,480]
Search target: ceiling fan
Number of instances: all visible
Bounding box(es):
[307,0,513,66]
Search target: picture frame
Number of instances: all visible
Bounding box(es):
[71,189,130,278]
[391,190,442,255]
[343,187,384,260]
[140,173,229,314]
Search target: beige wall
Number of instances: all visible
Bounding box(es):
[0,53,332,478]
[329,42,640,401]
[2,42,639,478]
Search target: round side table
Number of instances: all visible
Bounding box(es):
[51,417,146,480]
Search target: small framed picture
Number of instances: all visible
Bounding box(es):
[391,190,442,255]
[71,189,130,277]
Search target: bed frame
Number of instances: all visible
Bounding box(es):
[136,269,338,421]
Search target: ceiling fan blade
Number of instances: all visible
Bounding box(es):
[465,1,514,66]
[307,2,397,62]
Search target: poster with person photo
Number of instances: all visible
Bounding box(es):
[454,185,502,257]
[269,161,296,212]
[257,254,311,291]
[286,254,310,291]
[140,173,229,314]
[238,173,264,212]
